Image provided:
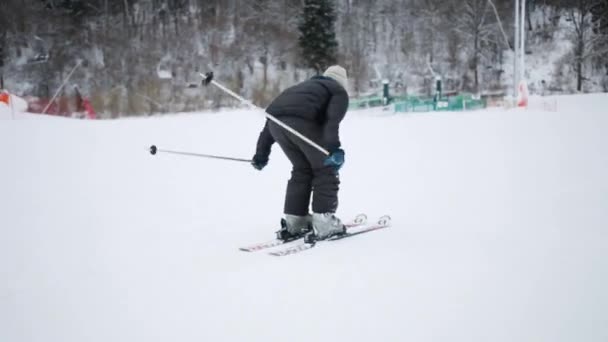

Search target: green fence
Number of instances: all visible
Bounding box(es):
[393,93,486,113]
[348,92,486,113]
[394,97,436,112]
[348,95,385,110]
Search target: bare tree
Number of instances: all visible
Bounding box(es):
[562,0,608,90]
[418,0,445,65]
[456,0,497,92]
[2,0,606,115]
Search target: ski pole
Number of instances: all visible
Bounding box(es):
[149,145,252,163]
[200,72,330,156]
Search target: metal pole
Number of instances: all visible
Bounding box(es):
[9,92,15,119]
[200,73,330,156]
[520,0,526,83]
[149,145,252,163]
[42,60,82,114]
[514,0,519,100]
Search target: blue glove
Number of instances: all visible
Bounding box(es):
[251,154,268,170]
[324,148,345,171]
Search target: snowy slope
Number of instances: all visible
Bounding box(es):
[1,94,608,342]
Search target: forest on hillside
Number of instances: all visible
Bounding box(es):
[1,0,607,116]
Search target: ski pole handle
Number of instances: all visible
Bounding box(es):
[200,72,330,156]
[149,145,252,163]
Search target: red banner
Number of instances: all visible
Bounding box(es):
[0,91,9,105]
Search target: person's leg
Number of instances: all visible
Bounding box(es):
[269,122,313,217]
[309,166,344,240]
[272,120,344,240]
[311,167,339,214]
[277,121,340,214]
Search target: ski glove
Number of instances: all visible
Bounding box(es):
[251,154,268,171]
[323,148,345,171]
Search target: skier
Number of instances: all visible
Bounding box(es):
[251,65,349,243]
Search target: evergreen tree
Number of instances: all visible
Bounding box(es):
[298,0,338,74]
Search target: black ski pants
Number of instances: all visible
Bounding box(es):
[268,119,340,216]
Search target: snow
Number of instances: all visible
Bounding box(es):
[0,104,12,119]
[0,93,29,119]
[1,93,608,341]
[156,69,173,79]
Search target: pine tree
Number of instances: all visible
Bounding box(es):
[298,0,338,74]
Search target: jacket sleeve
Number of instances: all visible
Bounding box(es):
[255,120,275,159]
[323,89,349,152]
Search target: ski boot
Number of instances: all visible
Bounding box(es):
[304,213,346,243]
[276,214,312,242]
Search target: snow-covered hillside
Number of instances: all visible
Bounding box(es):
[4,1,608,117]
[1,94,607,341]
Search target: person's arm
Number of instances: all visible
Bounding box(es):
[253,120,274,164]
[323,89,349,151]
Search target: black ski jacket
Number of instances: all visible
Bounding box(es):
[255,76,348,159]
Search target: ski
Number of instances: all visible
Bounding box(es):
[238,214,368,252]
[268,215,391,257]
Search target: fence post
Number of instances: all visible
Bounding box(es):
[382,79,390,105]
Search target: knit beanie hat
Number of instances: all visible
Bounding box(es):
[323,65,348,91]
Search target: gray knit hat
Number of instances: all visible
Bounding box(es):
[323,65,348,91]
